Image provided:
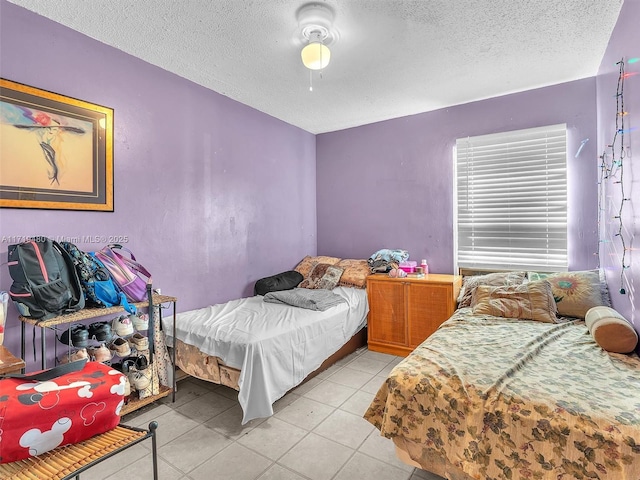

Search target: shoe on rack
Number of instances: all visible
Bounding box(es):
[58,348,88,365]
[121,356,137,372]
[88,321,113,342]
[129,369,151,391]
[131,313,148,331]
[109,337,131,358]
[135,354,149,371]
[117,357,136,384]
[128,333,149,351]
[88,343,112,363]
[112,315,134,337]
[134,349,149,361]
[59,324,89,348]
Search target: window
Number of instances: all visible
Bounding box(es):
[455,124,567,272]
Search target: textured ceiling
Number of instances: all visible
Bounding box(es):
[6,0,623,134]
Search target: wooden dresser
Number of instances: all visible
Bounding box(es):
[366,273,462,356]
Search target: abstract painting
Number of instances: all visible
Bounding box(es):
[0,79,113,211]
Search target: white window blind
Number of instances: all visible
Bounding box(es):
[455,124,568,272]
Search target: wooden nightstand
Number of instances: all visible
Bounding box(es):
[366,273,462,356]
[0,345,26,375]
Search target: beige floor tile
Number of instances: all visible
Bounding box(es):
[274,395,335,430]
[313,409,374,449]
[81,443,149,479]
[346,356,390,375]
[315,362,342,379]
[272,391,301,413]
[177,390,237,423]
[237,416,308,460]
[158,424,233,473]
[378,356,405,376]
[279,433,355,480]
[168,378,219,407]
[205,404,266,440]
[360,375,388,395]
[333,350,361,366]
[334,452,412,480]
[189,443,272,480]
[302,379,357,407]
[379,362,401,377]
[360,350,398,364]
[339,390,376,416]
[124,402,172,428]
[290,375,323,395]
[148,409,202,447]
[326,366,376,389]
[104,454,183,480]
[257,463,308,479]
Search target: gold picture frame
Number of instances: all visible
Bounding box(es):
[0,78,113,211]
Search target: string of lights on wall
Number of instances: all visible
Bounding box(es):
[597,57,637,294]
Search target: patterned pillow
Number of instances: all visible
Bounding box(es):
[294,255,342,279]
[527,270,607,319]
[336,259,371,288]
[299,263,344,290]
[457,271,527,308]
[471,280,558,323]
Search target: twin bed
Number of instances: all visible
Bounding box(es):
[166,286,368,423]
[364,270,640,480]
[164,256,371,424]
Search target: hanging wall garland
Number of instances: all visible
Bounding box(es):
[598,58,632,294]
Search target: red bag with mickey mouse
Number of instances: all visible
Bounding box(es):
[0,359,126,464]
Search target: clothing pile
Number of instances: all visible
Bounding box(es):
[367,249,409,273]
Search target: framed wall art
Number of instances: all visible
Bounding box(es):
[0,78,113,211]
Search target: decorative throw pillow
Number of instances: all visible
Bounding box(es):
[299,263,344,290]
[294,255,342,279]
[471,280,558,323]
[254,270,304,296]
[585,306,638,353]
[336,259,371,289]
[457,271,527,308]
[527,270,606,319]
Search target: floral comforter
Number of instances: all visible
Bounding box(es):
[364,308,640,480]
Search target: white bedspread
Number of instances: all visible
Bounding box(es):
[164,286,368,424]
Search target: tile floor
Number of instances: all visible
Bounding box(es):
[85,348,446,480]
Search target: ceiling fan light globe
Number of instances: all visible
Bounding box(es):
[301,42,330,70]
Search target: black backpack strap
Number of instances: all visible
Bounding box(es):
[52,240,85,312]
[2,358,88,380]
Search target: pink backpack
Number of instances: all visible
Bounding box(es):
[94,245,152,302]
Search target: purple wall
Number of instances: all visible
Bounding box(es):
[596,0,640,330]
[317,80,599,274]
[0,1,317,370]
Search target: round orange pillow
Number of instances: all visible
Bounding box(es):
[585,306,638,353]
